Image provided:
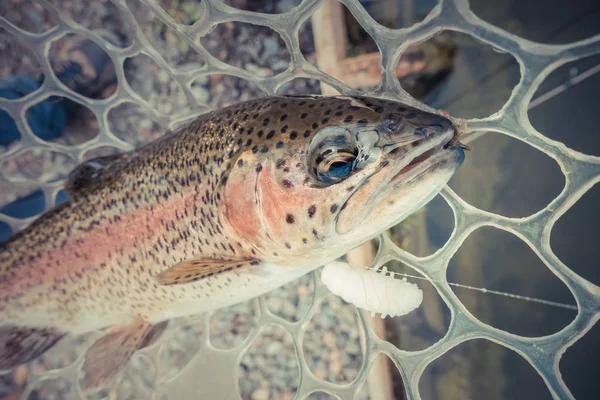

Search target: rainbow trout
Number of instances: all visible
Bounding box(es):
[0,95,464,386]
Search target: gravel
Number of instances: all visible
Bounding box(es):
[0,0,367,398]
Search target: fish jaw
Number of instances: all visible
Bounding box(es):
[335,128,463,243]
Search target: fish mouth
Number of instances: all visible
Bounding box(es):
[334,124,465,238]
[388,127,464,182]
[391,148,437,181]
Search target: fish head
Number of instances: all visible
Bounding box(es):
[222,96,464,266]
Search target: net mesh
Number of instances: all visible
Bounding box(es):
[0,0,599,398]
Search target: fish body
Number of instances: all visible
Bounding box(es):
[0,95,463,384]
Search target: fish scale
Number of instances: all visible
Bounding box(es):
[0,95,464,387]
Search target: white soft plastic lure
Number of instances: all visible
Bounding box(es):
[321,262,423,318]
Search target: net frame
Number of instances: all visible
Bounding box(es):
[0,0,599,398]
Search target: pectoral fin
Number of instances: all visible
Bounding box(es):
[81,319,168,389]
[153,258,260,286]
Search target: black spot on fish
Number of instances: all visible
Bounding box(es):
[257,130,264,138]
[285,242,291,249]
[246,139,252,146]
[281,125,288,133]
[252,146,258,153]
[286,214,295,224]
[276,141,284,149]
[303,130,310,138]
[312,122,319,129]
[256,163,263,172]
[330,204,338,214]
[267,130,275,139]
[290,131,297,140]
[344,115,354,123]
[282,179,292,189]
[301,113,308,119]
[263,118,270,126]
[280,114,287,121]
[308,205,316,218]
[237,159,244,167]
[322,118,329,124]
[261,146,268,153]
[335,110,343,116]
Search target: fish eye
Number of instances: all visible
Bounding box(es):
[381,116,401,134]
[316,149,356,183]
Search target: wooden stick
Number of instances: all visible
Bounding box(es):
[311,0,348,95]
[311,0,425,93]
[346,242,395,400]
[311,2,400,399]
[338,51,425,88]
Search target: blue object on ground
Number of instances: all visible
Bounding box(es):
[0,75,67,146]
[0,189,46,219]
[0,76,70,242]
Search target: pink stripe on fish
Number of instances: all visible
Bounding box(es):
[1,190,200,297]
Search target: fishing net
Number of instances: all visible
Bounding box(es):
[0,0,598,398]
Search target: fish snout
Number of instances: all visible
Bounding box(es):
[377,113,456,155]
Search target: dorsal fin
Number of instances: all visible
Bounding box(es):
[65,153,129,196]
[281,94,322,99]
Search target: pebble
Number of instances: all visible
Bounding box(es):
[192,73,210,85]
[157,70,170,83]
[192,85,210,104]
[262,37,280,58]
[272,60,289,71]
[246,63,272,77]
[323,331,337,348]
[251,387,270,400]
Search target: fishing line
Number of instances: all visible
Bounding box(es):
[439,1,600,109]
[360,265,580,311]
